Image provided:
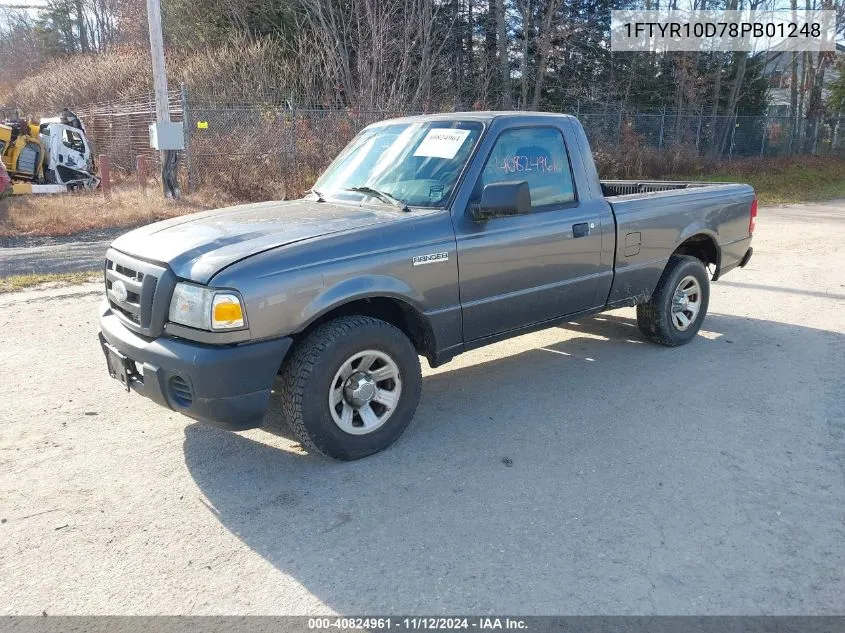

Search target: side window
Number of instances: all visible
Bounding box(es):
[62,129,86,153]
[477,127,576,208]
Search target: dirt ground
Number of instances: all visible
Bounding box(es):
[1,201,843,615]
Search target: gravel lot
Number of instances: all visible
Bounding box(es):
[1,200,844,615]
[0,228,126,277]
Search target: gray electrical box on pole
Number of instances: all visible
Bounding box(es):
[149,121,184,150]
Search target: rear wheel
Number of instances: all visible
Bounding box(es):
[637,255,710,346]
[274,316,422,460]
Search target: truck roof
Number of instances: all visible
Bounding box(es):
[370,111,576,126]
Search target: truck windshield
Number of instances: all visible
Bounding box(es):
[313,120,483,209]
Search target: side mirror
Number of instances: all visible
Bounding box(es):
[471,181,531,221]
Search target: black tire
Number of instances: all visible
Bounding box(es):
[273,316,422,461]
[636,254,710,347]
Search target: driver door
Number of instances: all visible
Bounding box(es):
[454,124,610,342]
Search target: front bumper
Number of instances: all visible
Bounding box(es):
[98,302,292,431]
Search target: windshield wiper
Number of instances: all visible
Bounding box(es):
[305,188,326,202]
[345,186,410,212]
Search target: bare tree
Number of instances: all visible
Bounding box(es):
[515,0,533,108]
[530,0,559,109]
[496,0,510,108]
[299,0,456,110]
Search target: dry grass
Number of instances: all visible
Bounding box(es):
[0,184,242,238]
[4,39,307,114]
[6,47,154,113]
[0,271,99,293]
[593,131,703,180]
[688,155,845,205]
[594,137,845,205]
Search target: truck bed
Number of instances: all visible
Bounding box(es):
[599,179,755,309]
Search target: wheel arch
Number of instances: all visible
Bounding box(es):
[296,278,439,365]
[672,230,721,278]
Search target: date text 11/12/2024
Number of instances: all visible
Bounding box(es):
[307,618,528,630]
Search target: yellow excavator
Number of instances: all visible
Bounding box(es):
[0,119,44,193]
[0,110,98,194]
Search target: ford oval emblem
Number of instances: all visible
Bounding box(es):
[111,279,128,303]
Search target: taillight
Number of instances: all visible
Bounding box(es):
[749,196,758,235]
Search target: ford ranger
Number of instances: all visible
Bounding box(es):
[98,112,756,460]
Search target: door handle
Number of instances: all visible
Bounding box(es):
[572,222,590,238]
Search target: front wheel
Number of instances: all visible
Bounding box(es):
[274,316,422,460]
[637,254,710,346]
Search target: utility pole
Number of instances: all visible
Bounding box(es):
[146,0,180,198]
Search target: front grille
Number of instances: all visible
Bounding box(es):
[104,248,175,337]
[112,303,141,324]
[114,262,144,281]
[168,376,193,407]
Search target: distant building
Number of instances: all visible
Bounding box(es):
[761,43,844,117]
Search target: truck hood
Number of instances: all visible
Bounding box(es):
[110,199,400,283]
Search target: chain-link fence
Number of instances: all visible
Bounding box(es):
[73,90,845,199]
[573,109,844,157]
[182,102,421,200]
[77,92,183,173]
[3,92,843,279]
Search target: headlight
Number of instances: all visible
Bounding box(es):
[168,283,245,331]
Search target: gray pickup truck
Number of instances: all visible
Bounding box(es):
[98,112,755,460]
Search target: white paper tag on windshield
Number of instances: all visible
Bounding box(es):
[413,129,471,159]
